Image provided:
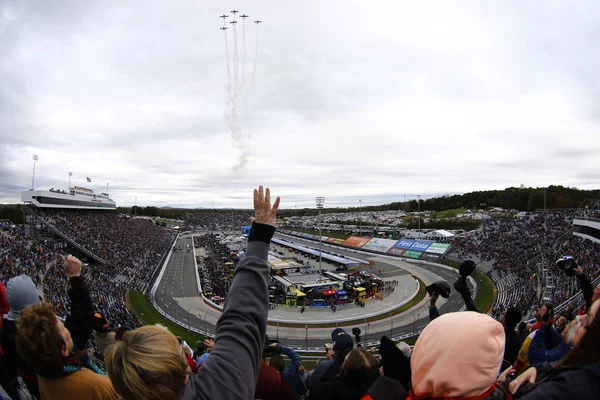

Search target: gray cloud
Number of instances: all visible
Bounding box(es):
[1,0,599,208]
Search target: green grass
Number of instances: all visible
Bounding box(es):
[474,270,495,313]
[128,291,205,345]
[289,229,351,240]
[436,208,467,218]
[270,277,427,329]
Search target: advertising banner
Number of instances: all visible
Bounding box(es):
[325,238,337,243]
[342,236,371,248]
[334,238,346,245]
[403,250,423,259]
[387,248,406,256]
[362,238,398,253]
[420,253,440,261]
[426,243,452,254]
[392,239,415,249]
[409,240,432,252]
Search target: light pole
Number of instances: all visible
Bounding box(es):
[68,171,72,190]
[316,197,325,282]
[135,197,137,217]
[359,199,362,235]
[31,154,39,190]
[417,195,421,233]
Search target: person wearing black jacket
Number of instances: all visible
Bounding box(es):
[574,267,597,311]
[502,307,524,369]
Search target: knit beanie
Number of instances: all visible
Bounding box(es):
[5,275,40,321]
[411,312,504,398]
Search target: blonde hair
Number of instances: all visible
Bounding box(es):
[104,325,188,400]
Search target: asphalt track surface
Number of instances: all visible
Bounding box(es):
[154,233,472,348]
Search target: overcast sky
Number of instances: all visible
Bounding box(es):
[1,1,599,209]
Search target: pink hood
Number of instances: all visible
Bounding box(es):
[411,312,504,398]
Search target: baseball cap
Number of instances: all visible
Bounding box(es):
[331,328,354,351]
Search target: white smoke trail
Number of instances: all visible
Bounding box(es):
[251,22,260,88]
[232,21,239,103]
[241,18,247,90]
[223,29,233,112]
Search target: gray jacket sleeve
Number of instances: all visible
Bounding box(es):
[183,223,274,400]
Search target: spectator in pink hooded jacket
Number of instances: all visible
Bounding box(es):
[407,311,511,400]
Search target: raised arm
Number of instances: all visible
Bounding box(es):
[575,268,594,311]
[275,343,302,376]
[186,186,280,400]
[63,255,96,352]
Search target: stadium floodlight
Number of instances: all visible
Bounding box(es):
[417,195,421,232]
[31,154,39,190]
[359,199,362,234]
[316,197,325,282]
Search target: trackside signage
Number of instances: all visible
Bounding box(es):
[393,240,414,249]
[409,240,432,251]
[426,243,451,254]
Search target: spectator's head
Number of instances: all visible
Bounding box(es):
[518,322,527,333]
[6,275,40,321]
[16,302,72,376]
[115,326,131,341]
[379,336,411,389]
[331,328,354,362]
[557,299,600,369]
[411,312,504,398]
[269,354,285,372]
[340,348,380,387]
[503,307,521,329]
[105,325,189,400]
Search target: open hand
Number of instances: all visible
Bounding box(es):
[509,367,537,394]
[253,186,280,227]
[61,255,82,278]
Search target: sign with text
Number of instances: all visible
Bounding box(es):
[387,248,407,256]
[325,238,337,243]
[426,242,452,254]
[420,253,440,261]
[392,239,415,249]
[409,240,432,252]
[334,238,346,245]
[362,238,398,253]
[342,236,371,248]
[403,250,423,259]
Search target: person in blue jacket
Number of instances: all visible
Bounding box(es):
[268,342,306,399]
[506,299,600,400]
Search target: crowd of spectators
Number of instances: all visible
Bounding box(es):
[183,211,249,231]
[3,187,600,400]
[194,234,237,302]
[39,210,173,291]
[1,210,174,365]
[450,211,600,319]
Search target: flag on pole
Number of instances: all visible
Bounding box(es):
[87,177,91,183]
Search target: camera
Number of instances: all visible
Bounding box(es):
[555,256,578,277]
[262,335,281,357]
[352,327,361,344]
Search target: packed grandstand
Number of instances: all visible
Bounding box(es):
[1,197,600,399]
